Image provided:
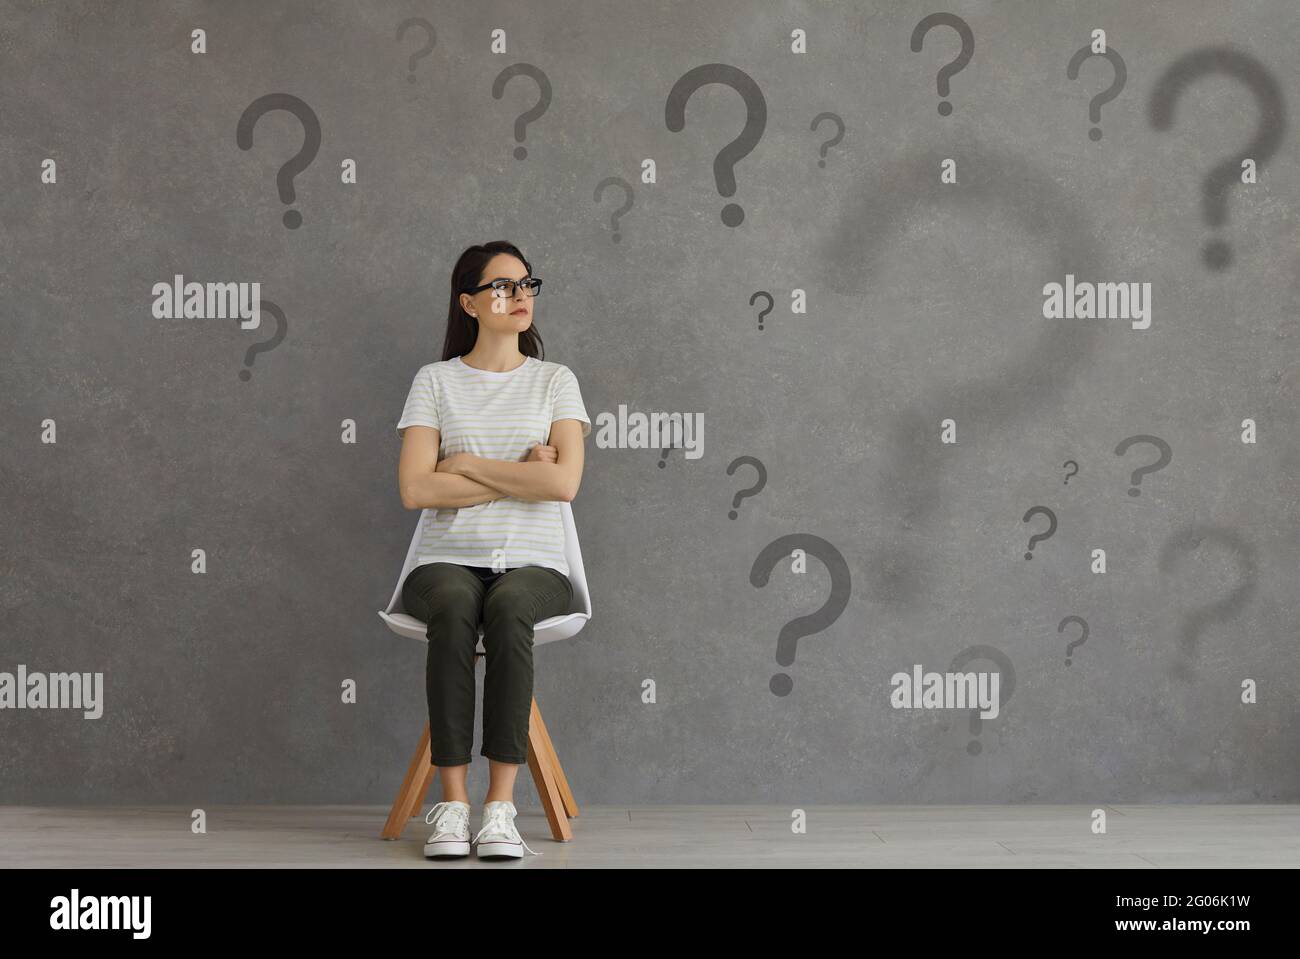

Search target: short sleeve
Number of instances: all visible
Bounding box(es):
[551,366,591,438]
[396,366,440,436]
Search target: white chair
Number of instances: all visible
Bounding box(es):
[377,500,592,842]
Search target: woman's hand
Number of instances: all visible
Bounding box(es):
[435,452,478,475]
[523,443,558,464]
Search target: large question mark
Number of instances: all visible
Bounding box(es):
[1067,45,1127,141]
[396,18,436,84]
[593,176,634,243]
[1114,434,1171,497]
[239,299,287,381]
[1057,615,1089,665]
[1022,506,1057,560]
[749,291,773,330]
[810,112,845,168]
[947,645,1014,756]
[726,455,767,519]
[665,63,767,227]
[909,13,974,117]
[750,534,851,696]
[492,63,552,160]
[1062,460,1079,484]
[236,94,321,230]
[1158,525,1256,680]
[1148,47,1286,270]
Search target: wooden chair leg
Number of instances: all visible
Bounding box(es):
[526,697,573,841]
[381,722,438,839]
[530,697,579,819]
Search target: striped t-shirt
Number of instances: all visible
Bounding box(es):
[396,354,591,578]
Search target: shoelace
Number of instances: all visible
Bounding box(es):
[472,805,541,856]
[425,801,469,836]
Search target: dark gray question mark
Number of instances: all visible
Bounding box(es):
[492,63,551,160]
[1148,47,1286,270]
[947,645,1014,756]
[666,63,767,227]
[396,18,436,84]
[239,299,286,381]
[1067,45,1126,141]
[1022,506,1057,560]
[909,13,974,116]
[810,112,845,168]
[1157,525,1256,680]
[749,291,773,330]
[1114,434,1171,497]
[726,455,767,518]
[236,94,321,230]
[750,534,851,697]
[594,176,634,242]
[1057,615,1088,665]
[1063,460,1079,484]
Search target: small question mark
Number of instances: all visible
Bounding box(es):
[1148,47,1286,270]
[594,177,634,243]
[1067,45,1127,141]
[666,63,768,227]
[1114,434,1171,497]
[749,291,773,330]
[396,18,436,84]
[909,13,974,117]
[236,93,321,230]
[810,112,845,168]
[492,63,552,160]
[239,299,287,381]
[1157,525,1256,680]
[1022,506,1057,560]
[947,645,1015,756]
[750,534,851,696]
[1062,460,1079,484]
[726,455,767,518]
[1057,615,1089,665]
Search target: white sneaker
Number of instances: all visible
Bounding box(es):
[423,800,471,858]
[472,800,541,859]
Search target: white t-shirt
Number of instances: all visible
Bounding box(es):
[396,355,591,578]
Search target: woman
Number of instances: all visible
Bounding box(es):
[395,241,591,860]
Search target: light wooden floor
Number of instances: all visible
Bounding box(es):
[2,805,1296,868]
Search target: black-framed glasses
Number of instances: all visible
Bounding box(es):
[461,276,543,298]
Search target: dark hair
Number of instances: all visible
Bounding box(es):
[440,241,545,362]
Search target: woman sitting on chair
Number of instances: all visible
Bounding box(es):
[395,240,591,860]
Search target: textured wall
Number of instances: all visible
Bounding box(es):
[2,0,1298,806]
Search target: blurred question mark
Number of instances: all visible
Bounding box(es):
[492,63,551,160]
[1148,47,1286,270]
[1114,434,1171,497]
[909,13,974,116]
[1067,45,1127,141]
[396,18,436,84]
[236,94,321,230]
[1022,506,1057,560]
[947,645,1014,756]
[810,112,845,168]
[1057,615,1089,665]
[1062,460,1079,484]
[749,290,773,330]
[666,63,767,227]
[750,534,851,697]
[593,176,634,242]
[239,299,287,382]
[726,455,767,519]
[1158,524,1256,680]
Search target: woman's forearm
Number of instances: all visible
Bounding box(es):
[402,470,509,509]
[455,457,569,502]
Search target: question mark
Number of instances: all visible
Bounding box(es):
[594,177,634,243]
[236,94,321,230]
[909,13,974,117]
[239,299,287,381]
[750,534,851,696]
[1062,460,1079,484]
[1057,615,1089,665]
[749,291,773,331]
[1022,506,1057,560]
[810,112,845,168]
[492,63,552,161]
[1114,434,1171,497]
[947,645,1015,756]
[726,455,767,519]
[1148,47,1286,270]
[1157,525,1257,680]
[1067,45,1127,141]
[396,18,436,84]
[666,63,767,228]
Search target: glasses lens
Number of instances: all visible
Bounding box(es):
[490,278,541,297]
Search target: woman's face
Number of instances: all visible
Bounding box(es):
[460,254,534,333]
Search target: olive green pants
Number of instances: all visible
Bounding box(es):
[401,562,574,766]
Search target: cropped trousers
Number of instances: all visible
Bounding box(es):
[401,561,574,766]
